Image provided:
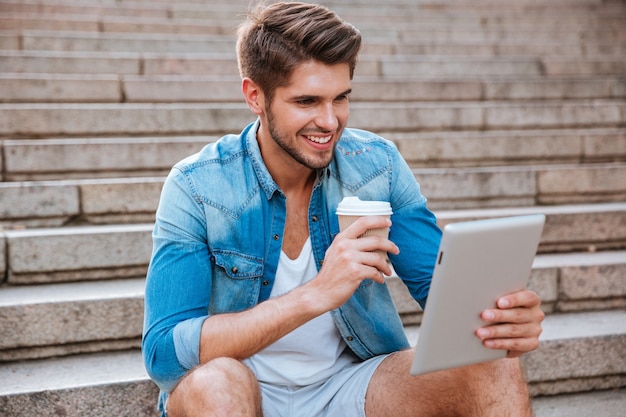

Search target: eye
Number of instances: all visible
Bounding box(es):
[335,94,350,103]
[295,97,316,106]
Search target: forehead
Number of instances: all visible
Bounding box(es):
[279,61,352,96]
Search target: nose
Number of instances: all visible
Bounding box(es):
[315,102,340,132]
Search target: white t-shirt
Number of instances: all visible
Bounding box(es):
[244,237,354,386]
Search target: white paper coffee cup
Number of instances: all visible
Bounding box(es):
[336,196,393,257]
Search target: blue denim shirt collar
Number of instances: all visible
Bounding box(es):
[244,119,281,201]
[245,118,332,201]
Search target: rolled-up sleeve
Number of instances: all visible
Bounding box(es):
[142,168,212,393]
[387,146,442,308]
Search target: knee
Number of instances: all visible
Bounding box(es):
[168,358,262,417]
[187,357,259,393]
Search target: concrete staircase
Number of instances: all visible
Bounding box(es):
[1,0,625,415]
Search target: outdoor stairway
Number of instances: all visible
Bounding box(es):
[0,0,625,415]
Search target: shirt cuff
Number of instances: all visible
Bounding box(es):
[173,316,208,370]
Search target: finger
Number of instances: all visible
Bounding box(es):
[483,336,540,353]
[476,322,542,355]
[355,234,400,256]
[357,250,394,279]
[476,321,543,342]
[480,334,541,354]
[341,216,392,239]
[497,289,541,310]
[481,304,545,328]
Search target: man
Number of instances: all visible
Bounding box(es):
[142,2,545,416]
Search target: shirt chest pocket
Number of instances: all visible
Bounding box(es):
[210,250,264,314]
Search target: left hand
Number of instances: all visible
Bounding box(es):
[476,289,545,358]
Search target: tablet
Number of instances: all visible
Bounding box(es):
[410,214,545,376]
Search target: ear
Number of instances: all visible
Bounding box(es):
[242,77,265,116]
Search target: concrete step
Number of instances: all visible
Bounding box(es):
[1,155,624,218]
[2,224,153,284]
[2,9,625,40]
[0,73,122,103]
[7,249,623,360]
[1,100,624,138]
[2,0,624,23]
[521,310,626,396]
[390,128,626,167]
[1,204,624,285]
[0,0,171,20]
[2,127,622,181]
[414,162,626,209]
[18,30,236,54]
[0,278,145,361]
[6,247,624,360]
[0,310,623,416]
[1,136,211,180]
[532,388,626,417]
[6,30,626,58]
[0,177,164,227]
[3,50,626,77]
[532,250,626,313]
[0,350,160,417]
[1,162,625,226]
[2,73,624,103]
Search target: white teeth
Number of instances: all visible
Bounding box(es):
[306,135,332,144]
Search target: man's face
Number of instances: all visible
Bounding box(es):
[257,61,352,171]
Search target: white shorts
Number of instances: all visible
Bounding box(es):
[258,353,390,417]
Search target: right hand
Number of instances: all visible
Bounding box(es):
[307,216,399,311]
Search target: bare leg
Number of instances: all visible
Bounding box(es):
[166,357,263,417]
[366,349,532,417]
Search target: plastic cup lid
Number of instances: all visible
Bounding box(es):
[336,196,392,215]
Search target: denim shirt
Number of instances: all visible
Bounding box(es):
[142,119,442,396]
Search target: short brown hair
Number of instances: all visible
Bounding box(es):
[236,1,362,102]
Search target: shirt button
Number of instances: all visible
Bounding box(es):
[312,215,318,222]
[231,266,238,274]
[273,234,280,240]
[262,280,270,286]
[346,336,354,341]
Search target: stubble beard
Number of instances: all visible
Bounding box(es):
[266,107,339,170]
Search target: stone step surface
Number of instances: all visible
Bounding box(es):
[2,2,625,30]
[1,100,624,138]
[390,128,626,167]
[5,30,626,58]
[2,0,623,19]
[3,251,623,360]
[1,163,624,225]
[0,350,160,417]
[2,73,625,103]
[2,204,624,283]
[0,310,624,416]
[2,127,622,179]
[532,388,626,417]
[3,50,626,77]
[0,278,145,361]
[3,8,625,38]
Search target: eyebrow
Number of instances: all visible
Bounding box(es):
[291,88,353,102]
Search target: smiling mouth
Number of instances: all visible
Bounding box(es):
[305,134,333,144]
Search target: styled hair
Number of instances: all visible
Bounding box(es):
[236,1,362,102]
